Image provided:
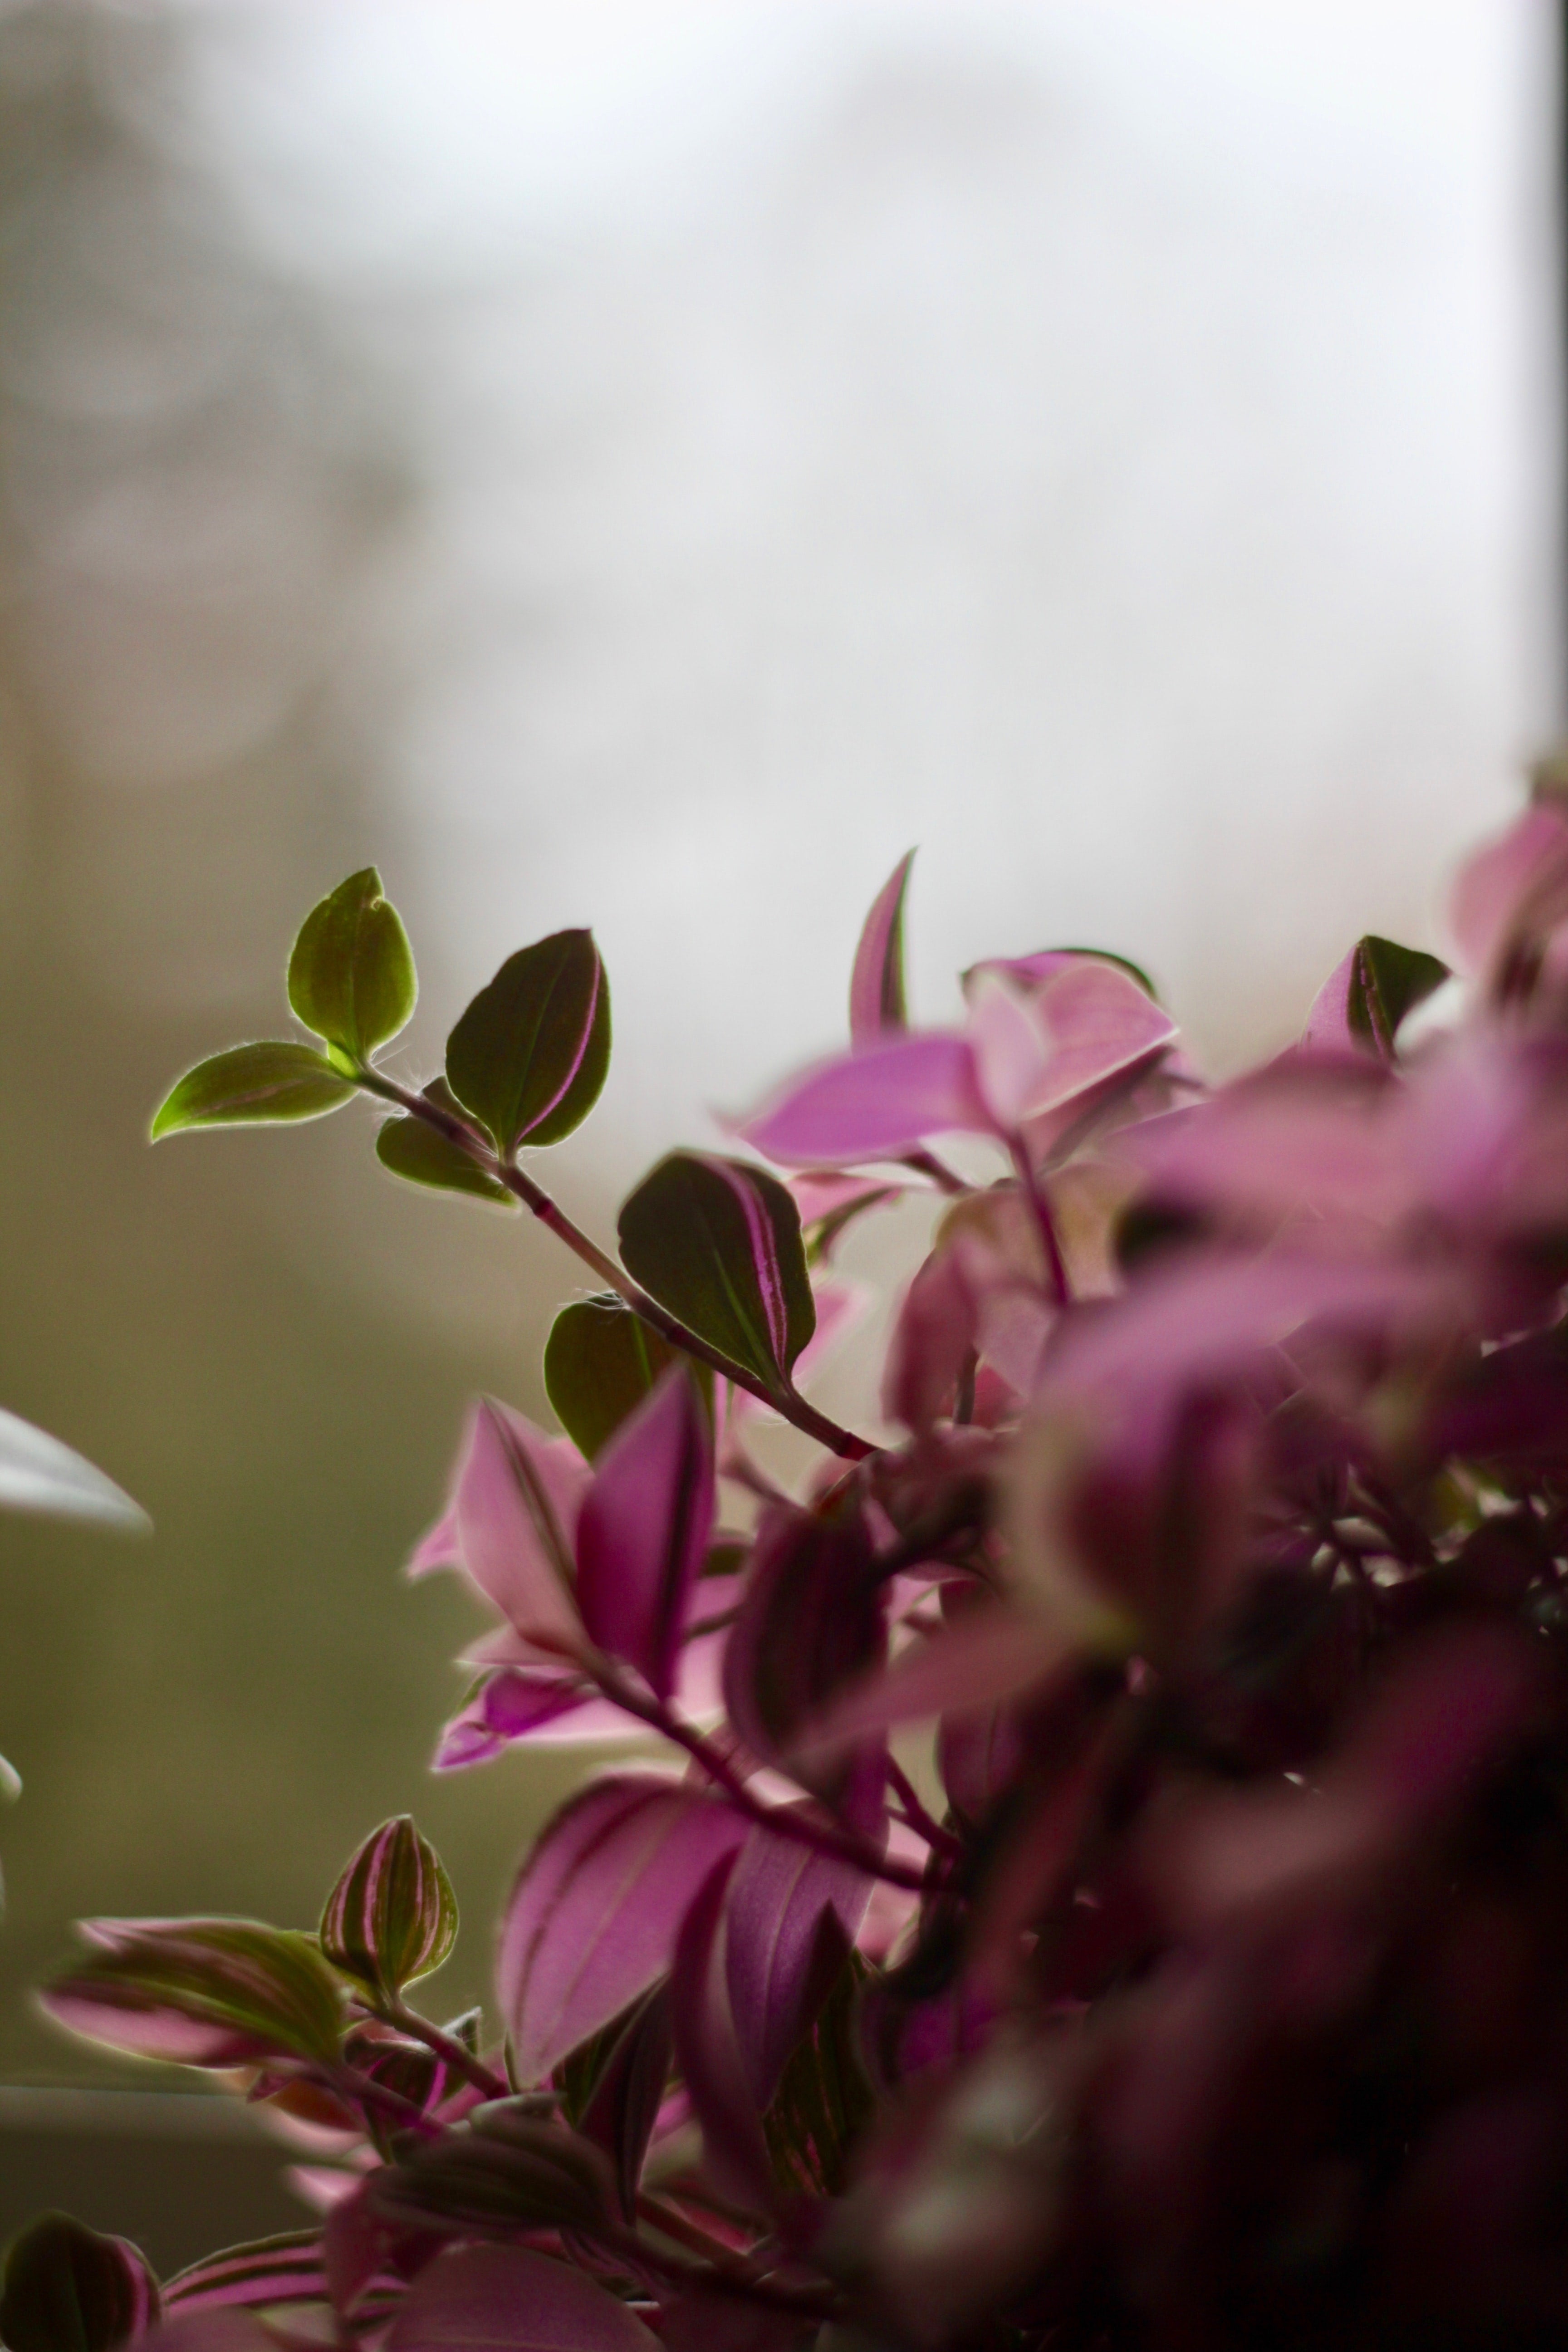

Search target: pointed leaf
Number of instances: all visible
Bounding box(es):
[725,1816,872,2107]
[0,2214,159,2352]
[163,2233,334,2316]
[0,1408,147,1531]
[575,1369,713,1702]
[151,1043,354,1139]
[451,1401,588,1650]
[576,1985,674,2221]
[41,1920,343,2069]
[377,1080,514,1205]
[320,1817,457,1997]
[1305,933,1450,1060]
[386,2246,656,2352]
[446,930,610,1154]
[741,1036,988,1167]
[544,1295,707,1460]
[849,852,914,1045]
[617,1153,814,1396]
[287,867,416,1065]
[497,1774,746,2085]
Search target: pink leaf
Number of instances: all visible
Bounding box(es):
[386,2246,657,2352]
[741,1035,989,1168]
[972,959,1176,1128]
[849,850,915,1045]
[670,1853,775,2213]
[725,1813,873,2107]
[433,1673,629,1769]
[1301,943,1358,1053]
[406,1504,459,1579]
[497,1773,747,2085]
[798,1605,1073,1759]
[576,1368,713,1702]
[882,1247,979,1431]
[453,1401,588,1650]
[1449,801,1568,975]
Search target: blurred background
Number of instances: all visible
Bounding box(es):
[0,0,1558,2242]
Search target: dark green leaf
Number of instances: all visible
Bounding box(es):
[320,1816,458,1999]
[287,867,417,1067]
[0,2215,159,2352]
[544,1295,711,1460]
[151,1043,354,1140]
[376,1080,514,1206]
[762,1950,872,2199]
[617,1153,814,1398]
[1346,934,1450,1059]
[446,930,611,1155]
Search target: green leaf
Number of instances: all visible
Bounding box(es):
[616,1153,814,1398]
[446,930,611,1156]
[0,2215,159,2352]
[287,867,417,1066]
[151,1043,355,1140]
[543,1295,710,1460]
[42,1919,345,2069]
[1345,934,1450,1059]
[376,1080,515,1206]
[320,1815,458,1999]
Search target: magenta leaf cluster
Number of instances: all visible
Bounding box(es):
[19,792,1568,2350]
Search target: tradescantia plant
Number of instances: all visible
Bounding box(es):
[20,797,1568,2349]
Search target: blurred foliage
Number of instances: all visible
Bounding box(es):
[0,0,600,2083]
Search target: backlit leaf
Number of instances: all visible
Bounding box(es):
[446,930,610,1155]
[0,1409,147,1532]
[287,867,416,1066]
[0,2213,159,2352]
[617,1153,814,1398]
[319,1816,457,1998]
[849,851,914,1044]
[42,1919,343,2069]
[544,1295,698,1460]
[376,1080,513,1205]
[151,1044,354,1139]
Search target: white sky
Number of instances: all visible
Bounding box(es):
[171,0,1559,1174]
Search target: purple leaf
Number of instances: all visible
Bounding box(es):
[670,1852,774,2213]
[164,2233,332,2316]
[849,851,915,1045]
[576,1367,713,1701]
[452,1401,587,1652]
[386,2246,657,2352]
[497,1774,747,2085]
[1448,800,1568,975]
[578,1983,674,2220]
[721,1504,884,1796]
[433,1672,626,1769]
[742,1035,989,1168]
[882,1247,979,1432]
[138,2318,276,2352]
[797,1605,1073,1759]
[725,1814,873,2107]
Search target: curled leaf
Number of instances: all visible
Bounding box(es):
[0,2213,159,2352]
[319,1816,457,1998]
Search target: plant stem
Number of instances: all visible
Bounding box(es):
[1008,1136,1069,1305]
[593,1664,931,1893]
[368,1996,510,2103]
[885,1755,963,1860]
[357,1070,873,1460]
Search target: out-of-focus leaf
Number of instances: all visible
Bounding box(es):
[385,2245,656,2352]
[366,2105,615,2239]
[446,930,610,1155]
[575,1369,713,1702]
[376,1080,514,1205]
[319,1816,457,1998]
[617,1154,814,1398]
[571,1984,673,2220]
[0,2213,160,2352]
[725,1816,873,2109]
[0,1408,147,1531]
[762,1948,873,2198]
[743,1037,986,1168]
[42,1920,343,2069]
[723,1504,883,1787]
[287,867,416,1067]
[163,2232,331,2316]
[496,1774,746,2085]
[669,1852,774,2214]
[544,1295,710,1460]
[151,1043,354,1139]
[967,946,1159,1000]
[1305,933,1451,1061]
[849,851,914,1045]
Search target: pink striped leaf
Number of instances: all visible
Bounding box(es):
[497,1773,747,2085]
[1303,935,1449,1060]
[576,1367,713,1702]
[386,2245,656,2352]
[741,1035,988,1168]
[319,1815,456,1998]
[849,850,915,1045]
[670,1853,775,2213]
[617,1153,814,1398]
[0,2213,160,2352]
[725,1813,874,2107]
[445,929,611,1154]
[164,2232,360,2318]
[452,1401,587,1651]
[42,1919,343,2069]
